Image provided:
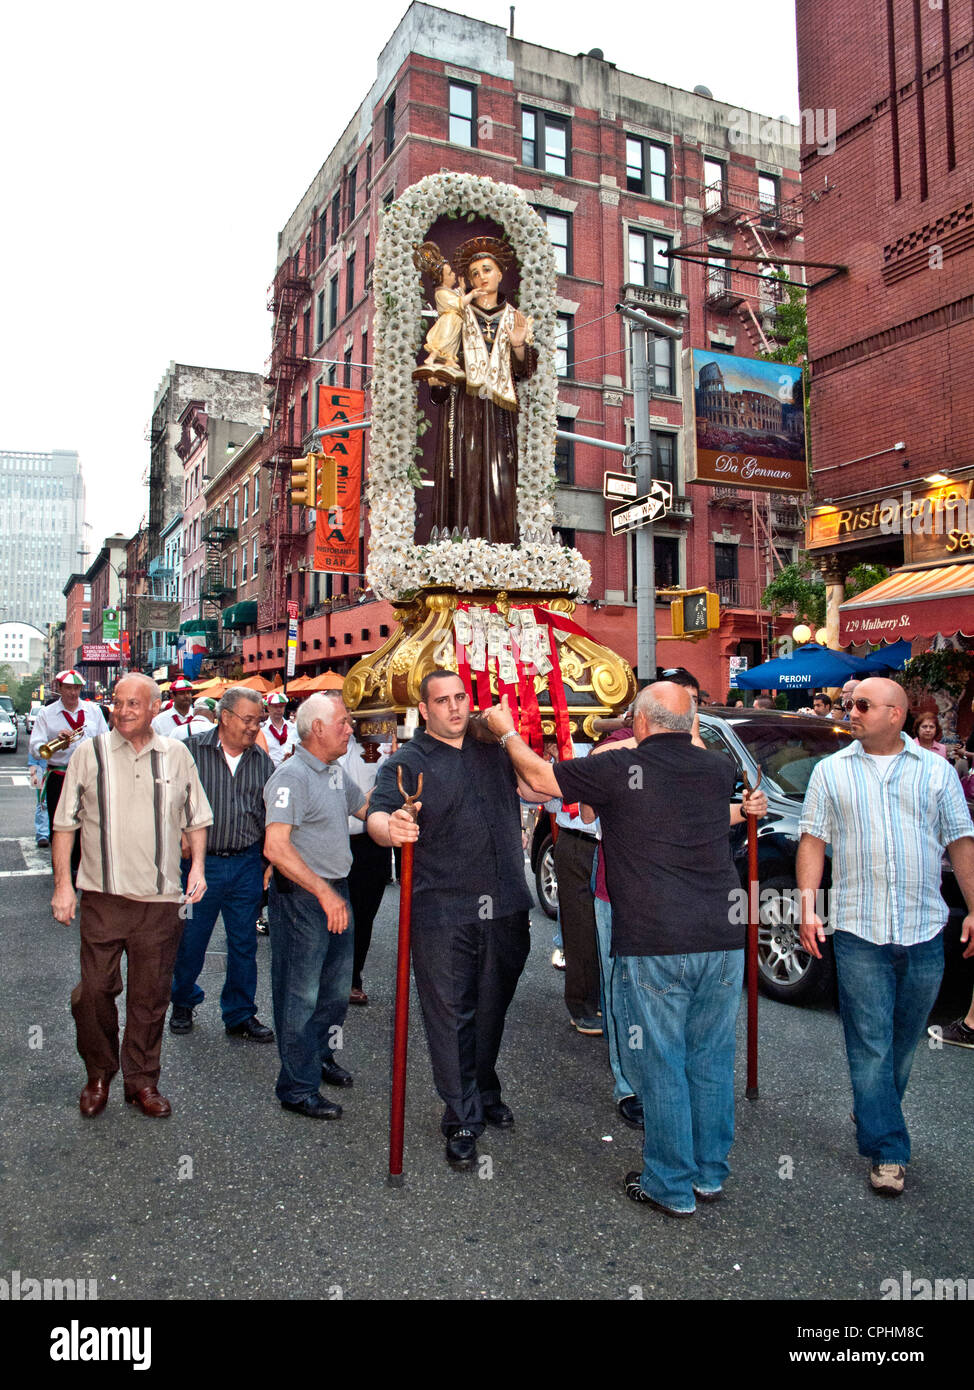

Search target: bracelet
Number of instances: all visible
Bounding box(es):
[498,730,518,747]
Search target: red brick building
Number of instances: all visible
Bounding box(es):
[798,0,974,643]
[249,2,804,696]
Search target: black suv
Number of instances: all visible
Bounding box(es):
[530,708,973,1007]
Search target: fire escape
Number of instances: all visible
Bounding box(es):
[258,248,312,631]
[200,509,238,656]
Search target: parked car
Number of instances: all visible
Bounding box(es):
[530,708,973,1008]
[0,714,19,753]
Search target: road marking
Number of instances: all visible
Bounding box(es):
[0,838,51,877]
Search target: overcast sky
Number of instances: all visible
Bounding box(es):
[1,0,798,556]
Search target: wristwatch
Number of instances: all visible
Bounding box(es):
[498,730,518,747]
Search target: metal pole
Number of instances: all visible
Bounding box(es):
[630,326,656,685]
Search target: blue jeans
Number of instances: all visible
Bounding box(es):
[171,845,264,1026]
[833,930,944,1164]
[618,950,744,1212]
[593,897,639,1104]
[29,756,50,841]
[268,878,353,1104]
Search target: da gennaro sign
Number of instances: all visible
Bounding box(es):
[689,351,808,496]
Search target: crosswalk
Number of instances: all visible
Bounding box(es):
[0,837,51,877]
[0,772,30,786]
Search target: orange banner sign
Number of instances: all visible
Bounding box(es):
[313,387,365,573]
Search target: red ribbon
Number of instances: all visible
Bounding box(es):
[268,721,289,745]
[62,708,85,732]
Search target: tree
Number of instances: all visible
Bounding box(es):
[761,559,890,635]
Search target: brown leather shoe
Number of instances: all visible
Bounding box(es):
[79,1078,110,1118]
[349,987,369,1006]
[125,1087,172,1118]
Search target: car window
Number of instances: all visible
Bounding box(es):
[729,722,853,798]
[698,723,740,769]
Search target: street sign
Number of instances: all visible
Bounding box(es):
[603,470,639,501]
[728,656,748,685]
[609,479,673,536]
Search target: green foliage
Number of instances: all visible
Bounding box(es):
[896,650,974,700]
[0,665,43,714]
[844,562,890,601]
[761,561,825,626]
[758,273,807,365]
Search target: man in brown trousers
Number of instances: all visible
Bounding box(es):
[51,673,212,1118]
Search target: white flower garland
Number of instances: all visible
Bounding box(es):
[366,172,591,600]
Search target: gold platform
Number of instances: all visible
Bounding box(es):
[343,587,635,740]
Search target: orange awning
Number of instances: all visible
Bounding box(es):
[839,561,974,645]
[297,671,346,692]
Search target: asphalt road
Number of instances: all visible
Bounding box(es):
[2,745,972,1317]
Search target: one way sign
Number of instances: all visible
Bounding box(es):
[609,479,673,536]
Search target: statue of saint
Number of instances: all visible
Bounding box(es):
[412,242,476,385]
[424,235,536,545]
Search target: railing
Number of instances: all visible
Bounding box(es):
[714,578,759,608]
[620,283,688,319]
[698,181,802,236]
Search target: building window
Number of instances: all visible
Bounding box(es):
[449,81,476,146]
[536,209,571,274]
[627,229,672,289]
[758,173,779,224]
[242,481,249,521]
[347,166,357,222]
[652,336,675,395]
[241,546,248,584]
[654,536,681,589]
[316,291,325,345]
[626,136,670,200]
[555,314,573,378]
[707,255,730,297]
[703,157,726,211]
[252,471,259,514]
[554,415,575,484]
[231,551,237,589]
[329,275,339,331]
[361,331,368,388]
[300,391,309,440]
[318,211,327,263]
[344,348,353,388]
[366,144,372,187]
[327,363,337,387]
[650,431,676,486]
[253,536,259,577]
[384,93,396,160]
[232,492,239,527]
[522,107,569,175]
[331,190,340,242]
[302,307,311,356]
[346,253,356,313]
[714,542,739,582]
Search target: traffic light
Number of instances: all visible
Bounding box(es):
[316,454,338,510]
[670,588,720,639]
[290,452,317,507]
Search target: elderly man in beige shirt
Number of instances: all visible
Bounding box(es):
[52,673,213,1119]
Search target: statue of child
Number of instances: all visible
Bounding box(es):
[412,241,477,384]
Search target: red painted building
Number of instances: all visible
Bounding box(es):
[798,0,974,642]
[249,2,805,696]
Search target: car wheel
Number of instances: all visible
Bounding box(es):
[755,874,834,1004]
[534,833,558,920]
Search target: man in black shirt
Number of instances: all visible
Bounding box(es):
[485,682,766,1216]
[169,686,276,1043]
[368,670,546,1170]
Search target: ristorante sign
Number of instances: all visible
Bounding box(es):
[806,480,974,558]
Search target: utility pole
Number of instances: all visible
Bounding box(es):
[616,304,684,686]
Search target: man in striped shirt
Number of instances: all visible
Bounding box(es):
[51,673,212,1119]
[169,686,276,1043]
[798,677,974,1198]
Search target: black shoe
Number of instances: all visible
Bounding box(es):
[623,1171,694,1217]
[483,1101,514,1129]
[169,1005,193,1034]
[445,1128,477,1170]
[225,1015,275,1043]
[36,837,50,848]
[617,1095,644,1131]
[281,1093,342,1120]
[321,1056,354,1088]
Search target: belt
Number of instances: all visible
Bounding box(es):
[208,842,262,859]
[557,826,597,843]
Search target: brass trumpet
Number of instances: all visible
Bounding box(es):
[39,728,86,760]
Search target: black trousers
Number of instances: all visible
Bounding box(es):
[46,768,81,883]
[347,833,390,990]
[553,829,599,1019]
[410,910,530,1137]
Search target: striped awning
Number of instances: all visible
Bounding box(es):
[839,561,974,645]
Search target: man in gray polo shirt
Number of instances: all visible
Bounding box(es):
[263,692,368,1119]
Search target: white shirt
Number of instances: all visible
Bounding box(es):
[264,717,298,767]
[29,698,109,769]
[339,737,386,834]
[152,708,197,737]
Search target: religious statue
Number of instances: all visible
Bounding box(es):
[423,235,537,545]
[411,241,476,385]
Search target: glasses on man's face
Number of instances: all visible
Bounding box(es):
[227,711,262,729]
[851,698,898,714]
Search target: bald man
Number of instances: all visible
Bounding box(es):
[485,682,767,1217]
[798,677,974,1198]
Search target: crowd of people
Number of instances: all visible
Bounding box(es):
[38,659,974,1210]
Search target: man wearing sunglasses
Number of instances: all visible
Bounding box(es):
[797,677,974,1198]
[839,677,861,723]
[169,686,276,1043]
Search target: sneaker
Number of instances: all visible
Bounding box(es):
[169,1005,193,1034]
[623,1171,694,1217]
[869,1162,906,1197]
[929,1017,974,1049]
[571,1015,603,1036]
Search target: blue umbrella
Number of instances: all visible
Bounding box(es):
[858,639,912,672]
[734,643,873,690]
